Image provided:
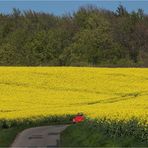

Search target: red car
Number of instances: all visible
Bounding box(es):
[72,113,85,123]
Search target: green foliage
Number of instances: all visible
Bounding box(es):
[0,115,74,129]
[0,5,148,66]
[61,118,148,147]
[0,127,23,147]
[116,4,129,17]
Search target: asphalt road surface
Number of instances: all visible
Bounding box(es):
[11,125,69,147]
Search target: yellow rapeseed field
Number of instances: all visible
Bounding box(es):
[0,67,148,123]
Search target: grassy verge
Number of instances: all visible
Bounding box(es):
[0,115,73,147]
[0,127,24,147]
[61,118,148,147]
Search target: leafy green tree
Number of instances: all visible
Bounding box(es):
[0,5,147,67]
[116,4,128,17]
[0,43,17,65]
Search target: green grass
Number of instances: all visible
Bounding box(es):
[0,128,24,147]
[61,119,148,147]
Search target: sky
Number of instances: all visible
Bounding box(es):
[0,1,148,15]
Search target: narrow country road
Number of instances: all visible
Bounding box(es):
[11,125,69,147]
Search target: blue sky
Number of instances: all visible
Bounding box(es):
[0,1,148,15]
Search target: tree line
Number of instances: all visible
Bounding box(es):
[0,5,148,67]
